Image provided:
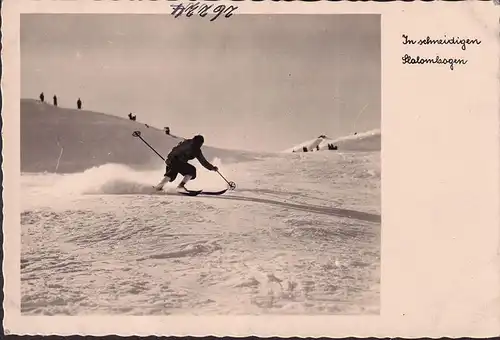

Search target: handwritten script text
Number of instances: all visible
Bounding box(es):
[402,54,467,71]
[401,34,481,71]
[402,34,481,51]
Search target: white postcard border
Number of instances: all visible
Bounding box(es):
[3,0,500,337]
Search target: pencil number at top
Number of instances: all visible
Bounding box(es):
[170,3,238,22]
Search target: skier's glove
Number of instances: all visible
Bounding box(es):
[212,166,218,172]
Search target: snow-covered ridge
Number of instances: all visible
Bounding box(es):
[20,99,260,174]
[284,129,381,153]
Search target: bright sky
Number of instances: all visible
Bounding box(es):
[21,14,381,152]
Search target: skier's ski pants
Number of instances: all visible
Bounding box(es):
[164,159,197,181]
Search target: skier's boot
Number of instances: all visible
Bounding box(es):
[154,176,170,191]
[176,175,192,193]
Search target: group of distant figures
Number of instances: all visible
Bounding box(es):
[39,91,172,136]
[295,143,338,153]
[293,133,344,153]
[39,92,83,110]
[292,132,359,153]
[128,112,171,135]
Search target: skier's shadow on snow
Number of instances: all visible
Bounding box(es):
[199,191,381,224]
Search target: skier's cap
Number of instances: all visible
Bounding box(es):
[193,135,204,145]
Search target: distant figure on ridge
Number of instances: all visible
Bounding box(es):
[154,135,218,193]
[77,98,82,110]
[316,145,320,151]
[302,146,308,152]
[39,92,45,103]
[164,126,170,135]
[128,113,137,121]
[53,95,58,107]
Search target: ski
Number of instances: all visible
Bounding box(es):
[178,189,203,196]
[200,189,228,195]
[151,187,228,196]
[151,186,202,196]
[176,189,228,196]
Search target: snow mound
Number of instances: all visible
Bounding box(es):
[284,129,381,153]
[21,99,259,174]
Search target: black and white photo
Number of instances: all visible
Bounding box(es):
[20,13,381,315]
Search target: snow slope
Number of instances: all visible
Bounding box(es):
[21,99,260,173]
[20,99,381,315]
[284,129,381,153]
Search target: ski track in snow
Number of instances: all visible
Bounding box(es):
[21,151,381,315]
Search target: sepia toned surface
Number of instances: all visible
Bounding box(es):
[19,11,381,316]
[3,0,500,337]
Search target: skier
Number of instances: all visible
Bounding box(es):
[154,135,218,192]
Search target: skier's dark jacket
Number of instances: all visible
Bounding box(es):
[167,138,215,171]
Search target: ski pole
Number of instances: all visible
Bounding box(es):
[132,130,166,162]
[217,170,236,190]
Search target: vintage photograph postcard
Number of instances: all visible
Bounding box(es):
[2,0,500,338]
